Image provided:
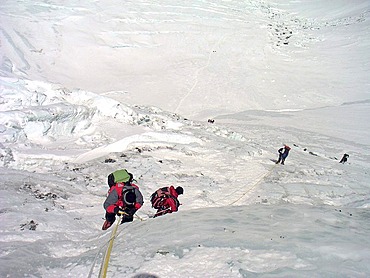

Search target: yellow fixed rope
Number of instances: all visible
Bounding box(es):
[98,213,124,278]
[134,214,145,221]
[229,164,277,206]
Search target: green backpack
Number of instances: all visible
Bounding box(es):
[107,169,132,187]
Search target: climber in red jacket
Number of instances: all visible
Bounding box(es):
[102,171,143,230]
[150,186,183,218]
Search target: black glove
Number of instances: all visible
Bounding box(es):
[114,206,126,216]
[121,213,134,223]
[124,206,137,216]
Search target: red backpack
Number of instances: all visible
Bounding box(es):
[150,187,172,209]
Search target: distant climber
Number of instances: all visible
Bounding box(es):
[150,186,183,218]
[276,145,291,165]
[102,169,144,230]
[339,153,349,164]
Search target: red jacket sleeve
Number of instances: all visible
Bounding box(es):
[103,188,120,213]
[165,197,178,212]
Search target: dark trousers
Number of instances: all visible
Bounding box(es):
[339,156,348,163]
[105,212,116,224]
[105,211,133,224]
[276,154,286,164]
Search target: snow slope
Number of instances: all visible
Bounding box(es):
[1,0,370,277]
[1,0,369,118]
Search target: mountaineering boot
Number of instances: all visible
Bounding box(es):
[102,220,112,230]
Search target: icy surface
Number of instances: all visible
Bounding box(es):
[0,0,369,277]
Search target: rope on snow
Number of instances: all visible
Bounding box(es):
[87,211,146,278]
[97,213,123,278]
[87,235,111,278]
[228,164,277,206]
[89,163,277,277]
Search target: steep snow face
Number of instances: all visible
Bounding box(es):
[1,0,370,277]
[1,77,369,278]
[1,0,369,118]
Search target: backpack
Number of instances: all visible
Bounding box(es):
[150,187,172,209]
[122,188,136,206]
[109,182,136,206]
[107,169,132,187]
